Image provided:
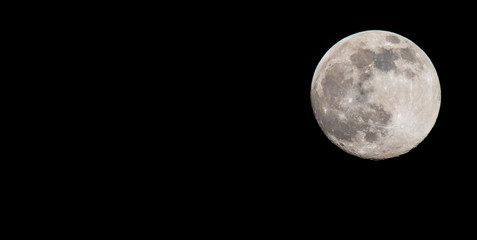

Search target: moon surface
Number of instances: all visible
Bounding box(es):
[310,30,440,160]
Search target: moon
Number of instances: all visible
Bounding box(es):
[310,30,441,160]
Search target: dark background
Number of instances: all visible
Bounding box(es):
[189,5,476,199]
[168,4,476,232]
[6,3,474,236]
[211,14,467,160]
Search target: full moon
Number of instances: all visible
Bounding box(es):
[310,30,440,160]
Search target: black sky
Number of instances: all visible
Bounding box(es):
[198,5,476,186]
[173,4,476,231]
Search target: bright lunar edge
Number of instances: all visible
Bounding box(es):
[310,30,441,160]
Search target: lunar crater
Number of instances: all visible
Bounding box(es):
[404,69,416,79]
[350,48,374,68]
[359,71,372,81]
[399,47,416,62]
[364,131,378,142]
[385,35,400,44]
[373,48,397,72]
[316,97,392,145]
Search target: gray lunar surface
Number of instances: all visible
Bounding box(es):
[311,30,441,160]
